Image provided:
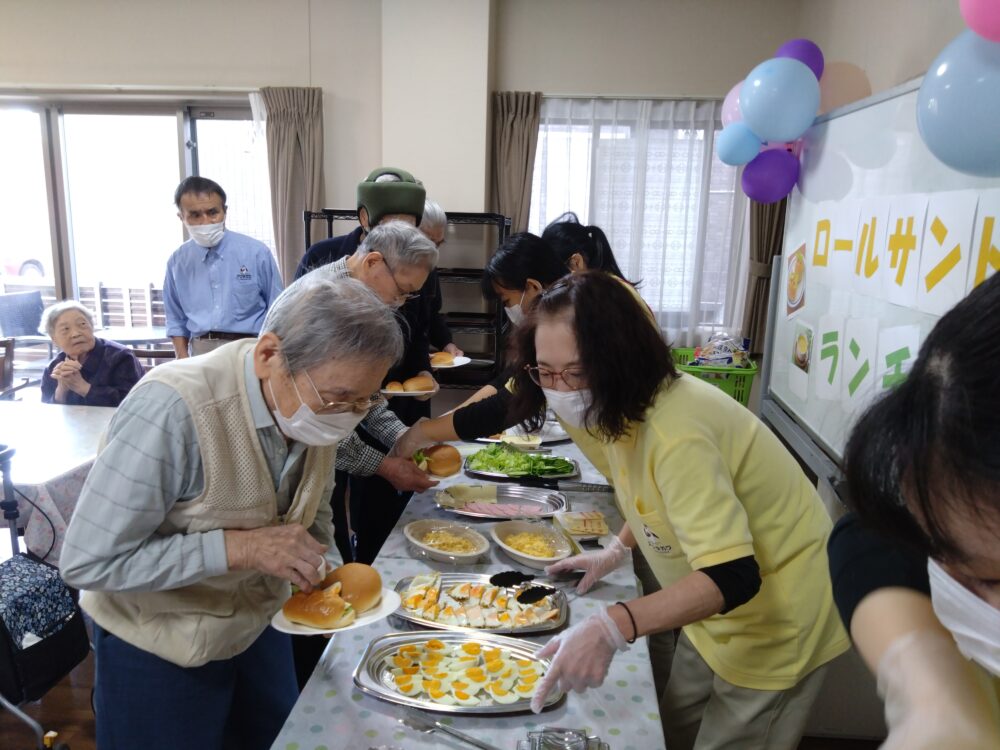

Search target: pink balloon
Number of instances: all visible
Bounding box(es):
[818,62,872,114]
[721,81,743,126]
[961,0,1000,42]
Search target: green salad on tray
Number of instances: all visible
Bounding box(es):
[466,444,575,477]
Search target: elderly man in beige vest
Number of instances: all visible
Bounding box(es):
[60,275,403,750]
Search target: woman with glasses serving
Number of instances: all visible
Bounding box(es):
[504,272,849,750]
[60,275,404,750]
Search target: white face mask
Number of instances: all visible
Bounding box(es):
[504,290,527,326]
[928,559,1000,677]
[187,221,226,248]
[267,378,365,446]
[543,387,593,430]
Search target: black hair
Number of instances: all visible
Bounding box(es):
[541,212,633,283]
[174,176,227,208]
[480,232,569,302]
[844,272,1000,562]
[506,271,677,441]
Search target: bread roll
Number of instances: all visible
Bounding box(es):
[385,381,404,392]
[430,351,455,367]
[282,581,357,629]
[321,563,382,613]
[424,444,461,477]
[403,374,435,392]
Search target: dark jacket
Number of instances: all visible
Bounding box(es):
[41,337,145,407]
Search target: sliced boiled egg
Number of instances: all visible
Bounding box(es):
[484,658,506,675]
[424,638,447,651]
[451,688,481,706]
[513,681,538,698]
[403,593,424,610]
[486,682,520,704]
[393,676,422,697]
[448,582,471,599]
[459,642,482,656]
[426,686,457,705]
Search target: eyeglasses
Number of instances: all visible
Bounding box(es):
[302,370,383,415]
[525,365,587,390]
[381,258,420,303]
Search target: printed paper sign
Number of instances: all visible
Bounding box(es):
[842,318,878,410]
[852,198,890,298]
[968,189,1000,292]
[916,191,977,316]
[787,321,813,400]
[814,314,845,401]
[786,244,807,317]
[876,326,921,392]
[830,202,861,292]
[883,196,929,308]
[810,202,836,286]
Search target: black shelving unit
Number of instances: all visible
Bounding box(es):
[303,210,511,389]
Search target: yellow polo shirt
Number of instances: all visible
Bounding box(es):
[604,373,849,690]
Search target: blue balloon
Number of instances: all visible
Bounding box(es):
[716,122,762,166]
[917,30,1000,177]
[740,58,820,143]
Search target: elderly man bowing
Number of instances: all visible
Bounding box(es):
[60,275,403,750]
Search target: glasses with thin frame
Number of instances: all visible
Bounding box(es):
[525,365,587,390]
[302,370,383,414]
[381,258,420,303]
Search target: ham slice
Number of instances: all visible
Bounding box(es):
[464,502,544,516]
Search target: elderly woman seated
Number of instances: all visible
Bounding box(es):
[40,300,145,406]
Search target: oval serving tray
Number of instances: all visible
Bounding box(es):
[463,456,580,482]
[437,485,568,519]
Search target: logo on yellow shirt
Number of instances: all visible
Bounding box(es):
[642,524,672,555]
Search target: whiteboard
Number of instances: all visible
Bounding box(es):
[767,79,1000,465]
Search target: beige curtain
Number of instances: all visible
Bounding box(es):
[260,87,325,282]
[742,197,788,354]
[491,91,542,232]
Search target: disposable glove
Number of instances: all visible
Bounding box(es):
[544,535,630,593]
[389,419,434,460]
[530,606,628,713]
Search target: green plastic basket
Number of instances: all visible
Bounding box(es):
[671,347,757,407]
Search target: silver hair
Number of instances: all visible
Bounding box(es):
[419,200,447,234]
[41,300,94,337]
[374,173,402,183]
[356,219,438,270]
[261,275,403,373]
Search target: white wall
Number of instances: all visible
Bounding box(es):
[494,0,801,97]
[796,0,965,94]
[381,0,493,211]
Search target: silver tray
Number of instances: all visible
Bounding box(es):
[476,421,571,445]
[438,485,568,519]
[353,630,564,714]
[392,572,568,635]
[463,455,580,481]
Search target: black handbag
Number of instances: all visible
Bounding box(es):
[0,552,90,703]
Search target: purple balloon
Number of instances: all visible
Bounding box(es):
[742,149,800,204]
[775,38,824,80]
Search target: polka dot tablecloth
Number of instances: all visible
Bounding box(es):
[272,442,666,750]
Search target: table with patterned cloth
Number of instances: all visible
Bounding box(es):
[273,441,667,750]
[0,401,115,564]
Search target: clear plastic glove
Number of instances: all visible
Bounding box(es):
[530,607,629,713]
[878,630,1000,750]
[389,419,434,459]
[414,371,439,402]
[544,535,630,594]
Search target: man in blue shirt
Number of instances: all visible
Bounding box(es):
[164,177,283,358]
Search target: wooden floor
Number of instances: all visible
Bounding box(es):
[1,650,882,750]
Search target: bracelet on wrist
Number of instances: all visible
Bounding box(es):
[615,601,638,644]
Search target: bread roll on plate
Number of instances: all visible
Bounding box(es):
[282,581,356,629]
[320,562,383,613]
[430,351,455,367]
[403,374,435,392]
[385,381,404,392]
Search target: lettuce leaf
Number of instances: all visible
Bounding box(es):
[467,444,574,477]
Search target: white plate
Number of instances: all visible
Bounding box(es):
[431,355,471,369]
[491,520,572,570]
[380,388,436,397]
[271,587,401,635]
[403,520,490,564]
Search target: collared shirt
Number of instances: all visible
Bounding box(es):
[40,337,145,407]
[301,256,407,476]
[60,352,335,593]
[164,230,283,339]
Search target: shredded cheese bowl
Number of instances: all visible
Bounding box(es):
[404,520,490,564]
[491,520,572,570]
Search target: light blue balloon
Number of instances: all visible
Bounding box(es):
[740,57,820,143]
[716,122,762,166]
[917,29,1000,177]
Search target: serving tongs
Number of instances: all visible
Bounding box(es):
[489,569,585,605]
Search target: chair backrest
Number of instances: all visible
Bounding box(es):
[0,338,13,391]
[0,291,44,337]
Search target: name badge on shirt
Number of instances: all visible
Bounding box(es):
[236,264,253,282]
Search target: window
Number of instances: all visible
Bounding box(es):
[529,98,747,346]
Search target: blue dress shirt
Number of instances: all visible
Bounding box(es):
[163,230,283,339]
[41,337,145,407]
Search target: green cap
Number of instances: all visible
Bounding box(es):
[357,167,425,229]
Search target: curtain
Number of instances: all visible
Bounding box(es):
[491,92,542,233]
[259,87,325,282]
[741,198,788,354]
[529,97,748,346]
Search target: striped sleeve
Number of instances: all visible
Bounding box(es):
[60,382,229,593]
